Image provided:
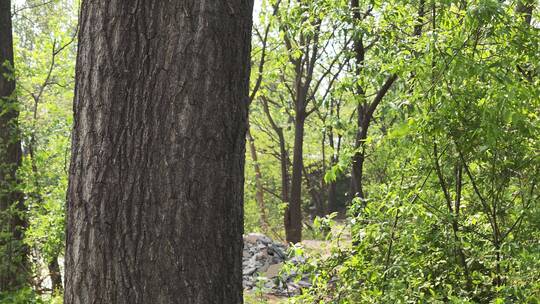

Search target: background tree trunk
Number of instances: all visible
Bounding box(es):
[247,127,270,234]
[327,179,338,214]
[516,0,535,25]
[278,130,290,205]
[48,257,62,294]
[349,0,368,202]
[349,0,397,204]
[286,113,305,243]
[0,0,27,292]
[64,1,253,303]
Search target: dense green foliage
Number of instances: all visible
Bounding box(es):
[248,0,539,302]
[0,0,76,300]
[0,0,538,303]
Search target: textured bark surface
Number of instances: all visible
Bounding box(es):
[65,1,253,303]
[0,0,26,291]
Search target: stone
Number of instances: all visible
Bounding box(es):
[254,250,268,260]
[243,266,258,276]
[264,263,283,279]
[244,233,272,245]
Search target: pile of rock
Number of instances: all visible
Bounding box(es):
[242,233,311,295]
[242,233,287,288]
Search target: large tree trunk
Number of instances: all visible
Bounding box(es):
[64,1,253,303]
[285,113,305,243]
[0,0,27,292]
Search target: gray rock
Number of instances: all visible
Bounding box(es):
[244,233,272,245]
[263,263,282,279]
[243,266,258,276]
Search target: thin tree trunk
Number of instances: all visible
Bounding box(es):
[302,165,324,218]
[279,4,324,243]
[0,0,27,291]
[433,143,472,291]
[286,112,305,243]
[350,74,397,202]
[453,162,472,291]
[48,256,62,294]
[64,2,253,303]
[327,132,339,214]
[350,126,366,201]
[319,130,328,217]
[349,0,367,202]
[516,0,535,25]
[260,96,290,225]
[312,189,325,217]
[327,176,338,214]
[515,0,535,81]
[349,0,399,204]
[278,130,290,206]
[326,100,341,214]
[247,127,270,233]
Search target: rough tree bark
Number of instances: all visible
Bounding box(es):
[64,1,253,303]
[0,0,27,292]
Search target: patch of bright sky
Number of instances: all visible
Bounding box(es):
[254,0,262,20]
